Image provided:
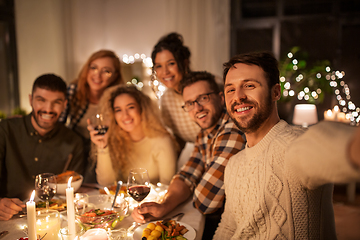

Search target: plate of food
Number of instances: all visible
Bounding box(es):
[133,220,196,240]
[35,199,66,212]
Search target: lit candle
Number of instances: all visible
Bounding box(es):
[66,176,76,239]
[324,109,334,121]
[337,112,346,122]
[27,190,37,240]
[333,105,339,121]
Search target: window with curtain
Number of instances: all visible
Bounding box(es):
[0,0,19,118]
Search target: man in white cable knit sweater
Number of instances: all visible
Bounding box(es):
[213,52,360,239]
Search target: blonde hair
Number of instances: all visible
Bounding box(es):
[91,85,177,175]
[70,50,123,115]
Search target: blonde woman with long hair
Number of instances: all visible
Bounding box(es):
[88,85,177,185]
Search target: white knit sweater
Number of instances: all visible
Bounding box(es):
[214,120,359,240]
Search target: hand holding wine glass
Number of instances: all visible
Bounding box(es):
[88,113,110,149]
[127,168,151,207]
[35,173,57,210]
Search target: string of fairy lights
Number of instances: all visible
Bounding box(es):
[281,51,359,125]
[122,52,359,125]
[121,53,166,99]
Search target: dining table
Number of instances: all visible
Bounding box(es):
[0,184,205,240]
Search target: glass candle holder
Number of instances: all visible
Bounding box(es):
[36,209,60,240]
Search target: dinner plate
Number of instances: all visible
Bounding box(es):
[133,221,196,240]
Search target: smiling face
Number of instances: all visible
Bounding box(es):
[29,88,67,135]
[113,93,144,139]
[224,63,280,134]
[182,81,224,133]
[153,50,183,91]
[87,57,117,93]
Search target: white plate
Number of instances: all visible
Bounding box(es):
[133,221,196,240]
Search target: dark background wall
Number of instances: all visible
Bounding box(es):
[230,0,360,123]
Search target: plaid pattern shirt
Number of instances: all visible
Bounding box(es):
[59,83,89,129]
[175,109,246,214]
[160,88,201,143]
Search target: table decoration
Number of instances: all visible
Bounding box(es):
[35,209,60,240]
[26,190,37,240]
[66,176,76,239]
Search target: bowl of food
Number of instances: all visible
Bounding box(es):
[56,171,83,195]
[75,194,129,231]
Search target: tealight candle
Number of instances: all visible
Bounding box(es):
[324,109,334,121]
[26,190,37,240]
[66,176,76,240]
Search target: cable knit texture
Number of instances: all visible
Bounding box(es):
[214,120,359,240]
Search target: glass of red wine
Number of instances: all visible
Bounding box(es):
[90,113,109,136]
[35,173,57,210]
[127,168,151,207]
[89,113,110,149]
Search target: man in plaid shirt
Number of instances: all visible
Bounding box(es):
[132,71,245,239]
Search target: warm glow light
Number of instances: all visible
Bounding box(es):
[293,104,318,127]
[67,176,73,188]
[327,110,332,117]
[30,190,35,202]
[104,187,111,195]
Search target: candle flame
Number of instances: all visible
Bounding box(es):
[30,190,35,202]
[67,176,73,188]
[326,109,333,117]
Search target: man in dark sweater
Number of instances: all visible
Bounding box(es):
[0,74,85,220]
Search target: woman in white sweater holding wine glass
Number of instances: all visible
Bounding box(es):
[88,85,177,186]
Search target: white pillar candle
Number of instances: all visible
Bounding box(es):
[27,190,37,240]
[66,176,76,239]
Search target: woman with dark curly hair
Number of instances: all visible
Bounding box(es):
[151,33,201,150]
[88,85,177,185]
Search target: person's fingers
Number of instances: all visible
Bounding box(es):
[0,212,13,221]
[12,198,25,208]
[0,198,23,220]
[131,207,146,223]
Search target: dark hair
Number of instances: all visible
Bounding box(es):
[151,32,191,75]
[179,71,219,94]
[223,52,279,89]
[32,73,67,96]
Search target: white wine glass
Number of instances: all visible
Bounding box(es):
[35,173,57,210]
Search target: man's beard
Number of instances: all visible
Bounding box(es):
[229,93,273,134]
[31,110,57,130]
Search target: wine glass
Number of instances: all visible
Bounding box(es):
[127,168,151,207]
[35,173,57,210]
[89,113,110,149]
[90,113,109,136]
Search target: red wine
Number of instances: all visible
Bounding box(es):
[95,126,109,135]
[128,186,150,202]
[36,188,56,201]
